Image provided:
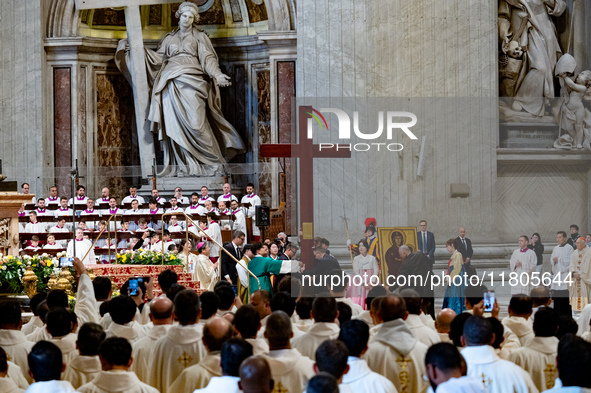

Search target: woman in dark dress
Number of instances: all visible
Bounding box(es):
[528,232,544,273]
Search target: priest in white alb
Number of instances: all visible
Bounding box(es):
[67,228,96,265]
[364,295,429,393]
[508,308,560,392]
[168,318,233,393]
[509,235,537,295]
[460,316,538,393]
[148,290,206,393]
[291,297,340,360]
[260,311,315,393]
[551,231,574,316]
[569,237,591,312]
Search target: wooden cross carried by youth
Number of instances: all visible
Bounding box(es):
[74,0,179,177]
[260,106,352,269]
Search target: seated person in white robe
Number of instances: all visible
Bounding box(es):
[45,234,63,250]
[545,335,591,392]
[55,197,73,218]
[66,228,96,265]
[167,215,184,235]
[338,320,397,393]
[291,297,340,361]
[230,200,247,237]
[121,186,145,205]
[192,338,252,393]
[460,316,538,393]
[261,311,315,393]
[69,185,89,207]
[80,199,101,231]
[0,300,34,383]
[233,305,269,355]
[238,357,274,393]
[24,236,41,251]
[25,211,46,233]
[425,342,486,393]
[185,193,202,216]
[63,323,105,389]
[105,296,143,344]
[26,340,78,393]
[34,198,51,217]
[364,295,429,393]
[173,187,190,206]
[78,337,158,393]
[148,290,206,393]
[168,317,234,393]
[508,308,560,392]
[166,197,184,214]
[151,189,166,205]
[125,200,145,231]
[146,199,163,231]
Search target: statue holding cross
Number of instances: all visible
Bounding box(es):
[75,0,245,177]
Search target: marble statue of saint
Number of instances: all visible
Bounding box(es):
[554,54,591,150]
[116,2,245,176]
[498,0,566,117]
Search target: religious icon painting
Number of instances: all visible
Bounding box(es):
[377,227,418,284]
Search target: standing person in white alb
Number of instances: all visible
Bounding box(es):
[67,227,96,265]
[551,231,574,316]
[569,236,591,313]
[199,186,215,205]
[241,183,261,242]
[174,187,190,206]
[202,212,222,262]
[45,186,60,205]
[230,200,247,238]
[217,183,238,204]
[95,187,111,208]
[509,235,537,295]
[69,185,89,207]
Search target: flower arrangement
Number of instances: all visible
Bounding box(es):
[115,250,182,266]
[0,253,62,293]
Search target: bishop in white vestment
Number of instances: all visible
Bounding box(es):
[508,336,559,392]
[569,238,591,312]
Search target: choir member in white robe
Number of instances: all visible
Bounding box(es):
[230,200,248,238]
[261,311,315,393]
[509,236,537,295]
[168,318,233,393]
[102,198,123,231]
[150,189,166,205]
[460,316,538,393]
[508,308,560,392]
[34,199,51,217]
[569,237,591,312]
[198,187,215,205]
[291,297,340,361]
[77,337,158,393]
[63,323,105,389]
[241,184,261,240]
[45,186,60,205]
[66,228,96,265]
[121,186,145,205]
[167,215,184,236]
[80,200,101,231]
[148,290,206,393]
[95,188,111,208]
[0,302,34,383]
[174,187,190,206]
[131,297,174,383]
[125,200,145,231]
[551,232,574,316]
[68,187,89,207]
[24,212,46,233]
[401,289,441,347]
[338,320,398,393]
[166,197,184,214]
[217,184,238,204]
[203,215,222,259]
[364,296,428,393]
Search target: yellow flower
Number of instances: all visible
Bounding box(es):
[6,255,13,260]
[47,261,52,267]
[170,255,176,260]
[16,261,21,265]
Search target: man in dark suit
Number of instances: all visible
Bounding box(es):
[302,246,341,294]
[221,230,245,285]
[416,220,436,265]
[456,227,473,263]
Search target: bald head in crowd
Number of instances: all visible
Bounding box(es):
[149,296,174,325]
[203,317,234,352]
[436,309,457,334]
[239,356,274,393]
